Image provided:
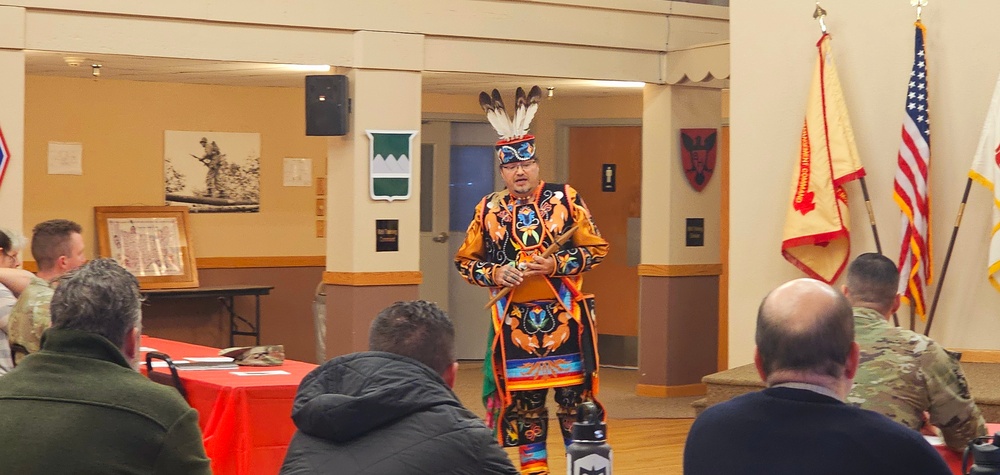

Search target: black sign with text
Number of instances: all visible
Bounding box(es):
[376,219,399,252]
[686,218,705,247]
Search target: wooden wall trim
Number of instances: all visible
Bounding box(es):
[196,256,325,269]
[323,271,422,286]
[950,349,1000,363]
[718,125,730,371]
[29,256,325,271]
[636,383,706,398]
[637,264,722,277]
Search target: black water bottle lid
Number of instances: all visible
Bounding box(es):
[571,401,607,442]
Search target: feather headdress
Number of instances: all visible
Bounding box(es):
[479,86,542,164]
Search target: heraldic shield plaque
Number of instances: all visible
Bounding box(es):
[680,128,718,192]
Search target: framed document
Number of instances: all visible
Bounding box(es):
[94,206,199,289]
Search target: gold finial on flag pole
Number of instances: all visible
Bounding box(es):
[813,3,828,33]
[911,0,928,21]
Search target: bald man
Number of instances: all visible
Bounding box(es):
[684,279,950,475]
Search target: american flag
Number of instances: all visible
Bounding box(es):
[0,123,8,189]
[893,21,932,319]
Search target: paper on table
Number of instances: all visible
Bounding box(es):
[231,370,291,376]
[140,347,157,352]
[185,357,235,363]
[149,360,190,368]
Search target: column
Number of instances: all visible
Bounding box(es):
[0,6,26,231]
[322,31,424,357]
[637,83,723,396]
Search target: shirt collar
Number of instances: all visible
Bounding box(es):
[770,381,842,401]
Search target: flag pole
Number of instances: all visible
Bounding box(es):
[813,3,828,34]
[859,175,895,325]
[858,177,883,254]
[924,178,973,336]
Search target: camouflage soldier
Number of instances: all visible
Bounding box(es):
[842,253,986,451]
[8,220,86,363]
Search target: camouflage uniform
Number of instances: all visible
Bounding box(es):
[7,276,54,364]
[846,306,986,451]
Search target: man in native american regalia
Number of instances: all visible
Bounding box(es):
[455,86,608,475]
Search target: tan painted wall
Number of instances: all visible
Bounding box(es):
[22,78,646,262]
[731,0,1000,367]
[23,76,329,259]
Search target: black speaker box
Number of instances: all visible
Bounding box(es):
[305,75,349,136]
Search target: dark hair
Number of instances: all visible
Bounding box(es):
[50,258,142,348]
[755,285,854,379]
[368,300,456,374]
[845,252,899,313]
[31,219,82,271]
[0,228,24,256]
[0,229,11,255]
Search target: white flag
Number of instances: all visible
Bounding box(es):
[969,74,1000,292]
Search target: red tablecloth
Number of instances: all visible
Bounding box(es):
[935,422,1000,475]
[141,336,317,475]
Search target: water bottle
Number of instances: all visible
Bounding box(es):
[964,432,1000,475]
[566,401,612,475]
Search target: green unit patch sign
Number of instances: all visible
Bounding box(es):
[368,130,416,202]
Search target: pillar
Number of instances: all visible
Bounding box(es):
[322,31,424,357]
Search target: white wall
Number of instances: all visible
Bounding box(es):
[731,1,1000,367]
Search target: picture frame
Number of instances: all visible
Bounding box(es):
[94,206,199,289]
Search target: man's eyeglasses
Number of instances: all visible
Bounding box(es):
[500,160,537,172]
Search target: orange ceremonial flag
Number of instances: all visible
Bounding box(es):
[782,34,866,284]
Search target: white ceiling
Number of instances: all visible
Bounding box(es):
[24,50,656,98]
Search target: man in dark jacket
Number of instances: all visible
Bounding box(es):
[0,258,211,474]
[281,300,517,475]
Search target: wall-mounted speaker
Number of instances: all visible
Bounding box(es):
[305,75,349,136]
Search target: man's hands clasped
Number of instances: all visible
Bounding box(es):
[494,255,556,288]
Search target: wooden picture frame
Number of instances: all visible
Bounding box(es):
[94,206,199,289]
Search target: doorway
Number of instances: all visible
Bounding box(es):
[567,125,642,366]
[419,121,500,359]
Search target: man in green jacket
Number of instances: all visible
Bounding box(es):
[0,258,211,474]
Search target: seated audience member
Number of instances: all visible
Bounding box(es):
[8,219,87,362]
[843,253,986,451]
[281,300,518,475]
[0,228,31,374]
[684,278,950,475]
[0,258,210,474]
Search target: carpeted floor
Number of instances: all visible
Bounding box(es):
[453,361,698,419]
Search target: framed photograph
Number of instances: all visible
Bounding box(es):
[163,130,261,213]
[94,206,199,289]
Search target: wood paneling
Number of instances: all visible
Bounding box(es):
[568,126,642,337]
[197,256,325,268]
[638,264,722,277]
[718,125,730,370]
[322,271,422,286]
[141,266,324,363]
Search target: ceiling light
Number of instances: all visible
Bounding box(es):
[64,56,85,67]
[590,80,646,88]
[280,64,331,72]
[91,64,101,77]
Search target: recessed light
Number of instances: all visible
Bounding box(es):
[590,80,646,88]
[280,64,331,72]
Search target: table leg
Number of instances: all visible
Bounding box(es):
[220,295,261,347]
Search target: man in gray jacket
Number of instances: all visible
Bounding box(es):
[280,300,517,474]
